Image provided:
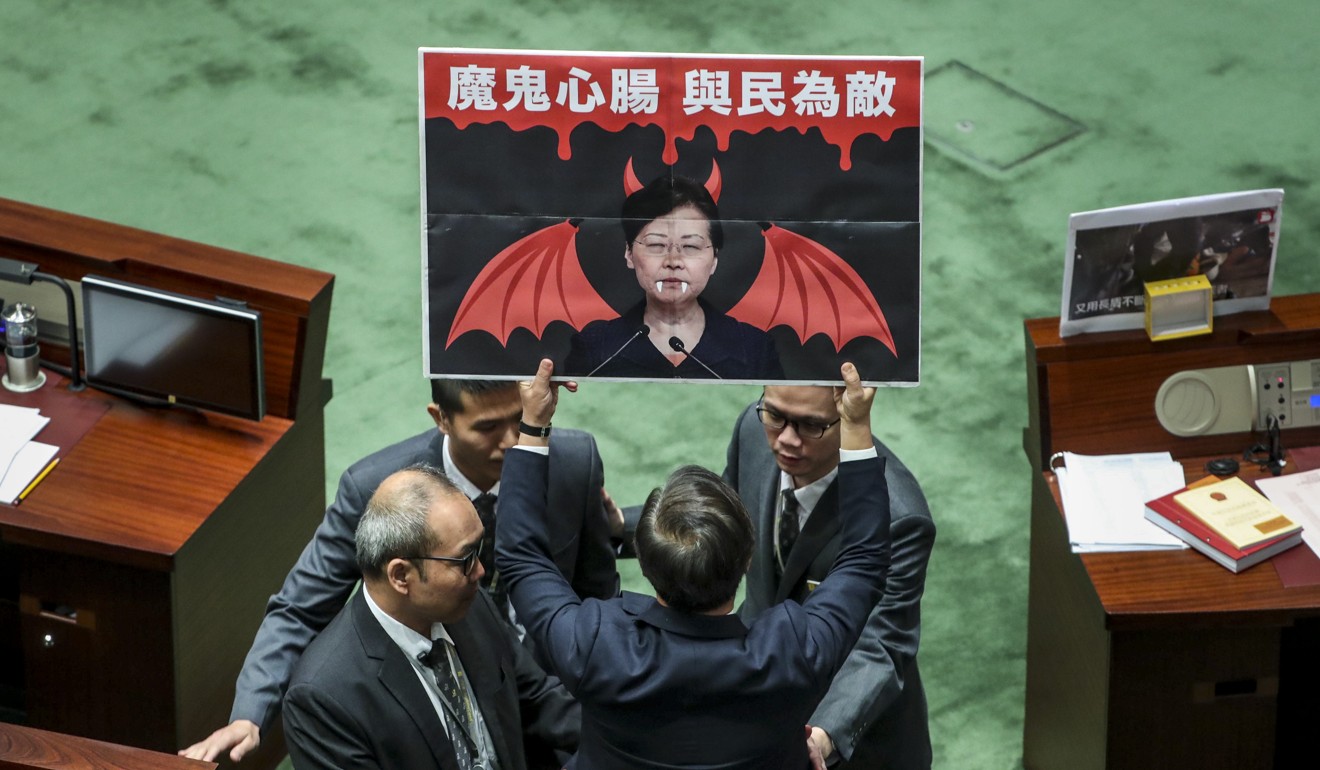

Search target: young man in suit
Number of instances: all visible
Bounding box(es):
[496,359,890,769]
[283,465,578,769]
[726,384,936,769]
[181,379,617,763]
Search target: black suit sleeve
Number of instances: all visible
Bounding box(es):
[508,619,581,757]
[550,430,620,600]
[812,446,935,764]
[811,506,934,761]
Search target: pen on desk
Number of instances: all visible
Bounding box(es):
[16,457,60,504]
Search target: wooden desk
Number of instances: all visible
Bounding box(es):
[1021,294,1320,770]
[0,198,333,769]
[0,722,216,770]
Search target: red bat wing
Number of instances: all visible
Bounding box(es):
[726,224,897,355]
[445,220,617,348]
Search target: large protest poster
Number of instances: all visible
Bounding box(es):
[420,49,923,385]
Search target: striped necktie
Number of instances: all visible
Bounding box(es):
[777,488,801,574]
[424,639,480,770]
[472,492,508,614]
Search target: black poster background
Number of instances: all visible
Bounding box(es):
[424,119,921,384]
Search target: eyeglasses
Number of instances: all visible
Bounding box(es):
[755,402,840,440]
[407,540,483,576]
[633,237,713,258]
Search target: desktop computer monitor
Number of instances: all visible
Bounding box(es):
[81,275,265,421]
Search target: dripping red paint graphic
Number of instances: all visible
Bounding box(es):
[423,52,920,170]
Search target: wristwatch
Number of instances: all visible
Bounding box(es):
[519,421,552,438]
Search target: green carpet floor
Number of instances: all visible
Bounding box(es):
[4,1,1317,767]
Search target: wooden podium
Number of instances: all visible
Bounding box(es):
[0,198,333,769]
[1021,293,1320,769]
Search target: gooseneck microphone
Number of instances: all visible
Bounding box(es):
[587,325,650,377]
[668,336,722,379]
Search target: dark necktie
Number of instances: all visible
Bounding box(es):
[472,492,508,614]
[777,488,801,574]
[424,639,480,770]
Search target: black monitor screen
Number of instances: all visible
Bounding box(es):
[81,275,265,420]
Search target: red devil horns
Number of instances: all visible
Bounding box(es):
[704,159,722,203]
[622,159,722,203]
[624,159,644,196]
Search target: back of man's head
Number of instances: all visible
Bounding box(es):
[634,465,754,613]
[430,379,517,415]
[355,464,461,580]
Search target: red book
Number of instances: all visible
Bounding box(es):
[1145,488,1303,573]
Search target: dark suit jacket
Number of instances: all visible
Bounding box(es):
[726,404,935,769]
[232,428,617,732]
[283,589,578,770]
[563,300,784,380]
[496,448,890,770]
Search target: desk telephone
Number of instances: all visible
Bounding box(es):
[1155,358,1320,437]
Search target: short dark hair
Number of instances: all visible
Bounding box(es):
[430,379,517,415]
[621,174,723,251]
[355,463,463,579]
[633,465,753,613]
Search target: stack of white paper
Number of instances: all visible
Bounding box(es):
[1051,450,1189,552]
[0,403,58,504]
[1257,469,1320,558]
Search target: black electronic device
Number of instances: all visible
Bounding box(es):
[81,275,265,420]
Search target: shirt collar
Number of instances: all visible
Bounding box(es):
[778,465,839,517]
[441,434,500,499]
[362,584,454,663]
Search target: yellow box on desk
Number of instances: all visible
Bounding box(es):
[1145,274,1213,341]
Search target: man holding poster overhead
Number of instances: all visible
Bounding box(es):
[497,359,892,769]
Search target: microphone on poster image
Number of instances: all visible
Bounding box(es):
[668,336,721,379]
[586,325,651,377]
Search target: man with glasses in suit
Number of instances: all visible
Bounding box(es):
[283,464,578,770]
[181,379,617,764]
[725,384,936,769]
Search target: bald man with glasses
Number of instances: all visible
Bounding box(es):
[282,464,578,770]
[725,385,936,769]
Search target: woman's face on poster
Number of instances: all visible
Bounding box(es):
[625,204,718,309]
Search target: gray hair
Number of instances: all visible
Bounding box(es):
[355,463,462,579]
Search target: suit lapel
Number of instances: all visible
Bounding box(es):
[351,593,460,770]
[775,481,842,604]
